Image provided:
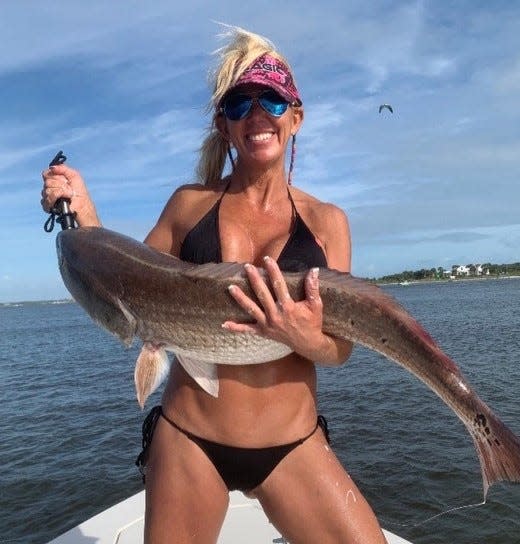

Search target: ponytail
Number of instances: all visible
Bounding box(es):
[196,124,229,185]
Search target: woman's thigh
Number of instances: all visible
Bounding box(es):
[143,416,230,544]
[253,430,387,544]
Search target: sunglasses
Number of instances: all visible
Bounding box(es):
[221,90,291,121]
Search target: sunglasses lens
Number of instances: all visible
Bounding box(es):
[223,94,252,121]
[222,91,290,120]
[258,91,289,117]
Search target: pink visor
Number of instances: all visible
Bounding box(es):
[232,54,302,105]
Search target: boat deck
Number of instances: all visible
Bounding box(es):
[48,490,413,543]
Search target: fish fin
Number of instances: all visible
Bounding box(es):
[176,354,219,397]
[134,343,171,409]
[468,406,520,498]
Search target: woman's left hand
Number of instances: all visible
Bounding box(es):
[222,257,334,362]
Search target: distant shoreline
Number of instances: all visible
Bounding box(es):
[376,274,520,286]
[0,298,74,307]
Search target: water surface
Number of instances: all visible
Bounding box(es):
[1,278,519,543]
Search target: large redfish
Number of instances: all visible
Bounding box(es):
[56,226,520,498]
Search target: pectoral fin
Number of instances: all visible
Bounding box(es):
[134,343,171,408]
[176,354,219,397]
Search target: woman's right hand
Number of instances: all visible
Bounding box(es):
[41,164,101,227]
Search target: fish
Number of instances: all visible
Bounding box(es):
[56,226,520,498]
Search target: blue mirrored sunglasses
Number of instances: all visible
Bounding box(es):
[221,90,291,121]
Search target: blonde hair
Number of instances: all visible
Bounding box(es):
[196,25,296,185]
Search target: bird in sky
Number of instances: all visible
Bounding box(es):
[379,104,394,113]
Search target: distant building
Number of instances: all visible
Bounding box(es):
[452,264,490,277]
[475,264,490,276]
[455,265,470,276]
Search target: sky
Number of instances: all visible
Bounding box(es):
[1,1,519,302]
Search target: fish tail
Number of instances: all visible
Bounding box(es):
[134,343,170,409]
[469,406,520,498]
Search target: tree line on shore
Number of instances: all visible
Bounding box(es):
[372,262,520,283]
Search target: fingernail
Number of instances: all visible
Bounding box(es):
[263,256,271,263]
[228,285,236,292]
[244,263,253,271]
[311,267,319,279]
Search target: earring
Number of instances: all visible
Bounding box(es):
[288,134,296,185]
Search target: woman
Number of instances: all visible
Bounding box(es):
[42,26,387,544]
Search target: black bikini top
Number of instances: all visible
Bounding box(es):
[179,185,328,272]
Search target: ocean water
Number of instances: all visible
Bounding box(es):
[1,278,519,543]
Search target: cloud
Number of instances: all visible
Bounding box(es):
[0,3,198,73]
[399,231,491,245]
[1,1,519,299]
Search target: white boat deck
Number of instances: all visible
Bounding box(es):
[48,490,413,543]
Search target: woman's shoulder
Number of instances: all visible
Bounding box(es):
[163,180,228,216]
[171,180,224,199]
[290,186,348,229]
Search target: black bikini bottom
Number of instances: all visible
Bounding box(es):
[136,405,330,492]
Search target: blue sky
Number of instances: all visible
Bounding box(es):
[1,1,519,302]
